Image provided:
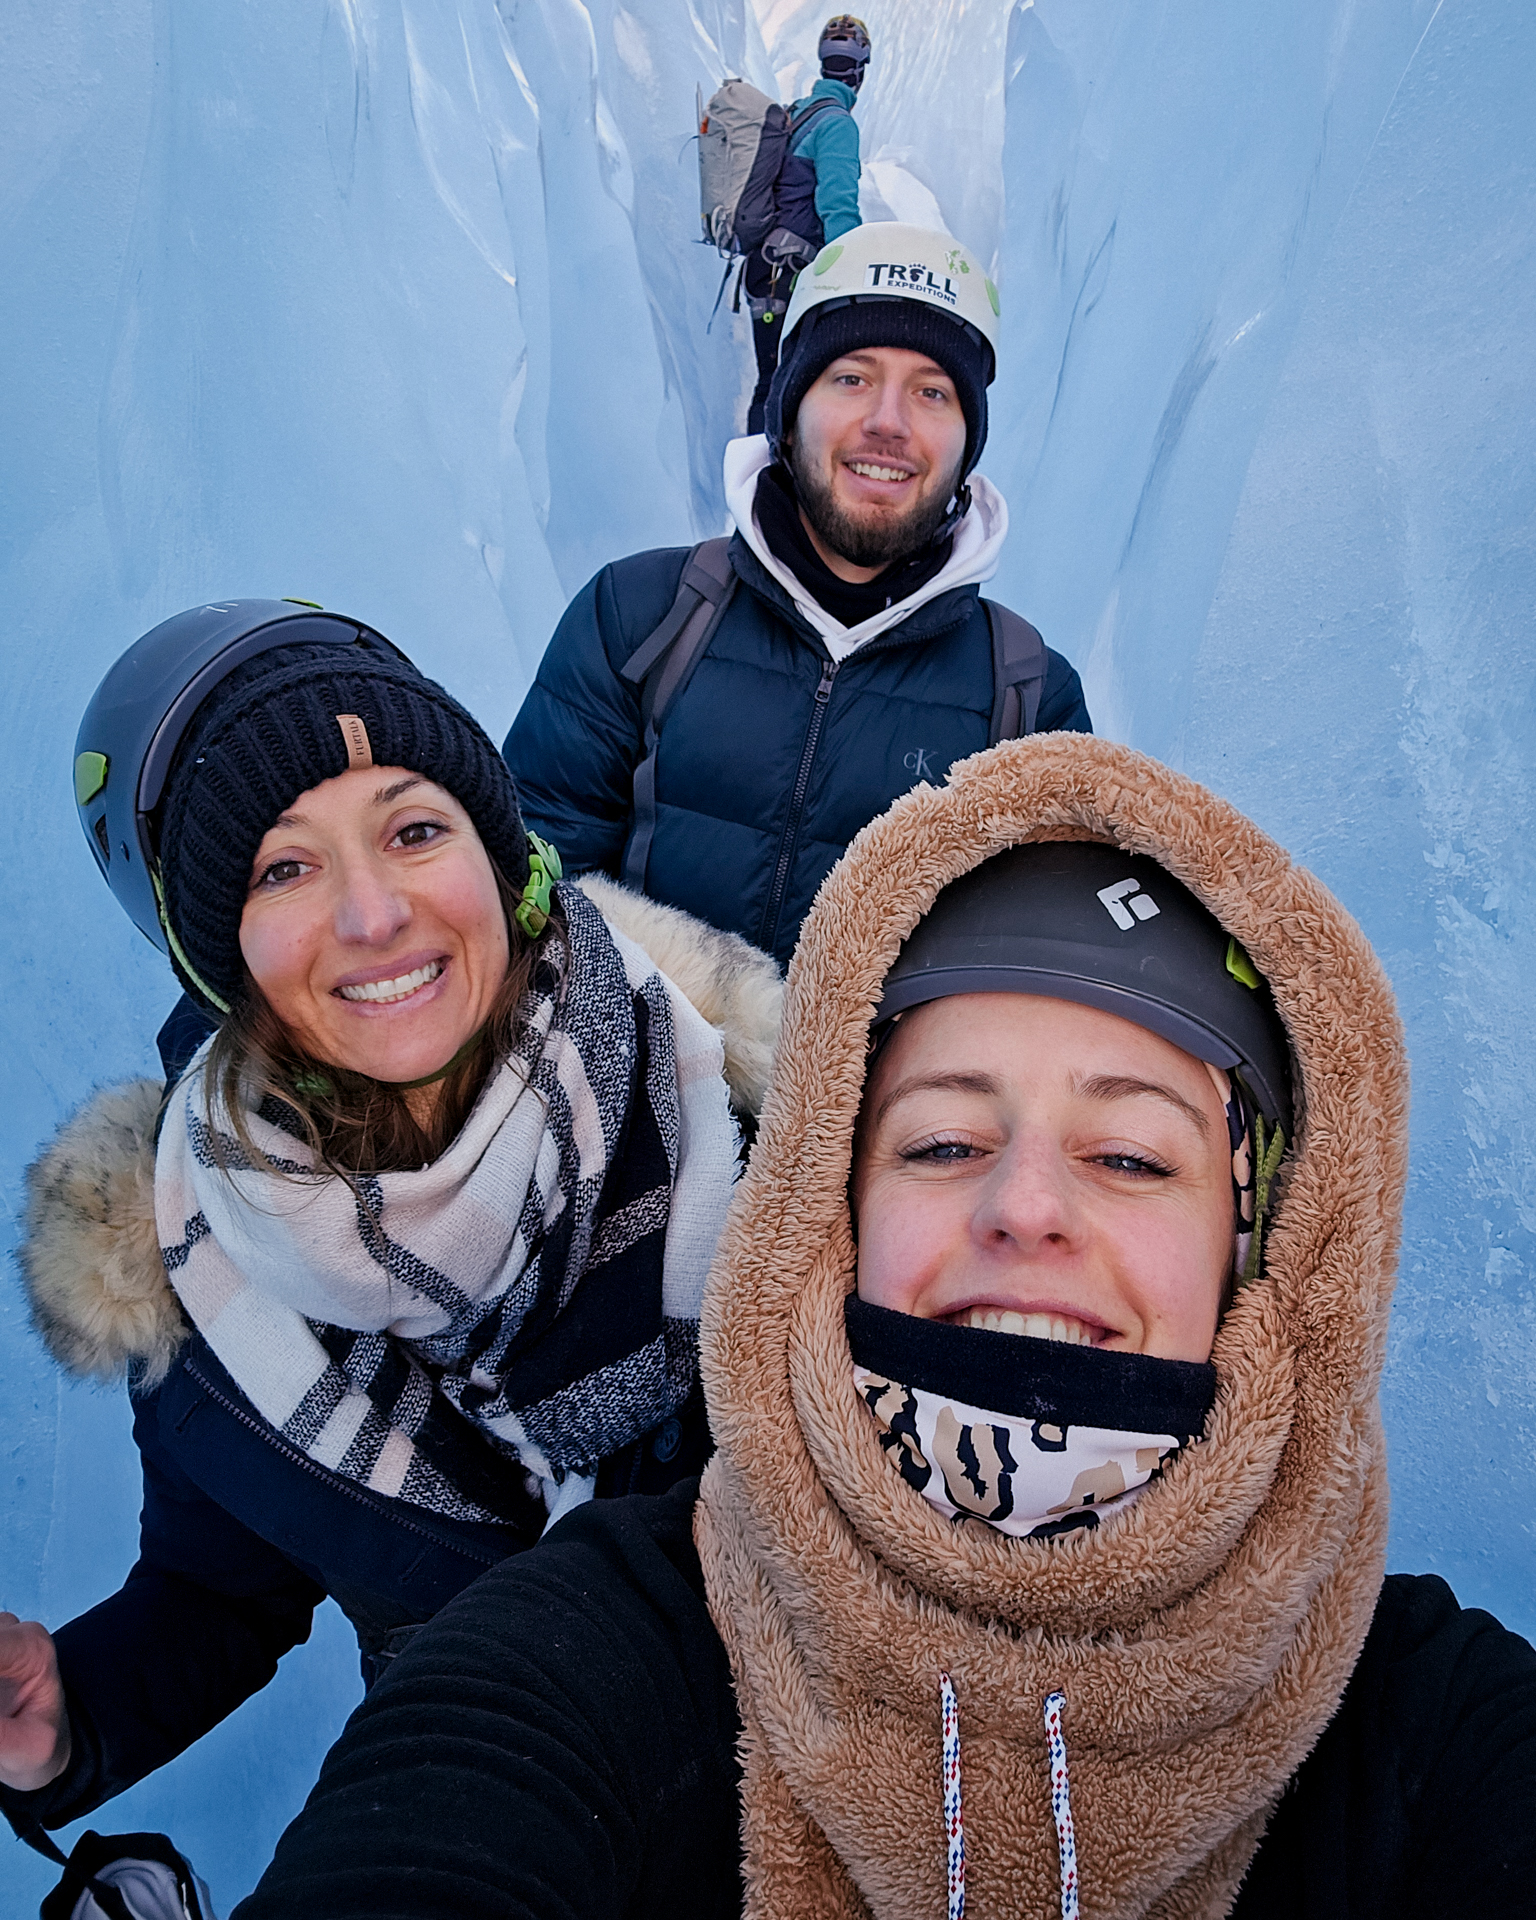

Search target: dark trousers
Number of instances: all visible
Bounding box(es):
[744,254,795,436]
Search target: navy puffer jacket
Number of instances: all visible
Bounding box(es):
[504,537,1091,965]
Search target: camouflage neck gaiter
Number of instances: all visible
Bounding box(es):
[846,1295,1217,1543]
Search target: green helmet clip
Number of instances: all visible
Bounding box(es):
[514,834,562,940]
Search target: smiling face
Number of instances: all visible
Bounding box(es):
[238,766,510,1086]
[852,993,1236,1363]
[787,345,968,581]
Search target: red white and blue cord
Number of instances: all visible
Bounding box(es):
[940,1671,965,1919]
[939,1676,1080,1920]
[1043,1690,1080,1920]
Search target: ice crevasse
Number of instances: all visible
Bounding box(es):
[1,0,1533,1909]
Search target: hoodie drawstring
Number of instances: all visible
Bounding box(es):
[940,1671,965,1919]
[1043,1691,1080,1920]
[940,1678,1080,1920]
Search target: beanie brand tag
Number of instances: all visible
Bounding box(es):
[336,714,373,769]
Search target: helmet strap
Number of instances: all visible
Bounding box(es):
[385,1027,490,1093]
[1238,1116,1289,1285]
[290,1024,490,1103]
[151,862,232,1016]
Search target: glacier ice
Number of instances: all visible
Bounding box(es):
[2,0,1533,1909]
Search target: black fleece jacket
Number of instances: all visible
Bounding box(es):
[233,1482,1536,1920]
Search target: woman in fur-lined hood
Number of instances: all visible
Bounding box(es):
[229,732,1536,1920]
[0,609,782,1862]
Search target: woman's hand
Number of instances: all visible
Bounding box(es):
[0,1613,71,1791]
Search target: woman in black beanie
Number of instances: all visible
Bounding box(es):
[0,610,780,1872]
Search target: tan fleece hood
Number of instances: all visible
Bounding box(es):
[696,735,1408,1919]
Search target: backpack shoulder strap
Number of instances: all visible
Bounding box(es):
[984,600,1048,743]
[619,537,738,891]
[787,96,844,141]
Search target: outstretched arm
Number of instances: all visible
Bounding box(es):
[234,1487,740,1920]
[0,1401,322,1835]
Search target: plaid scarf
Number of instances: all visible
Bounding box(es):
[154,885,738,1525]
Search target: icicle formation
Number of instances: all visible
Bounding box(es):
[1043,1691,1079,1920]
[940,1671,965,1919]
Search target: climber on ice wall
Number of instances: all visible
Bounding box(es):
[697,16,870,434]
[744,15,870,434]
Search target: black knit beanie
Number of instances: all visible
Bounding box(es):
[764,297,992,477]
[157,640,529,1012]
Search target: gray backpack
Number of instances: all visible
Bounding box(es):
[696,80,840,261]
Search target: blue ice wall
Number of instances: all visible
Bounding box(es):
[3,1,1533,1910]
[984,0,1536,1627]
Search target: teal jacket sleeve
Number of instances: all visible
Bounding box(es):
[796,84,861,243]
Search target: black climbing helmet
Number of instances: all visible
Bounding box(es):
[819,14,871,88]
[73,600,411,969]
[876,840,1294,1133]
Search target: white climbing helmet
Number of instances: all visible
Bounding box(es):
[779,222,1001,374]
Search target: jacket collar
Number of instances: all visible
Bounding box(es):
[723,434,1008,664]
[727,536,982,655]
[799,76,857,112]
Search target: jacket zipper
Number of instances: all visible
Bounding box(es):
[182,1356,503,1566]
[760,656,840,952]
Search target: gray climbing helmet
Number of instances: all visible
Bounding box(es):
[73,599,409,964]
[876,840,1293,1133]
[818,15,871,87]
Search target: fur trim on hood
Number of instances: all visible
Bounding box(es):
[695,734,1408,1920]
[574,875,781,1115]
[18,880,782,1390]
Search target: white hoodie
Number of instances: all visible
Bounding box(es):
[722,435,1010,666]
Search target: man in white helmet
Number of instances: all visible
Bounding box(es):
[504,223,1091,969]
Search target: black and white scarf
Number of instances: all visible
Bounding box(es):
[154,885,738,1525]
